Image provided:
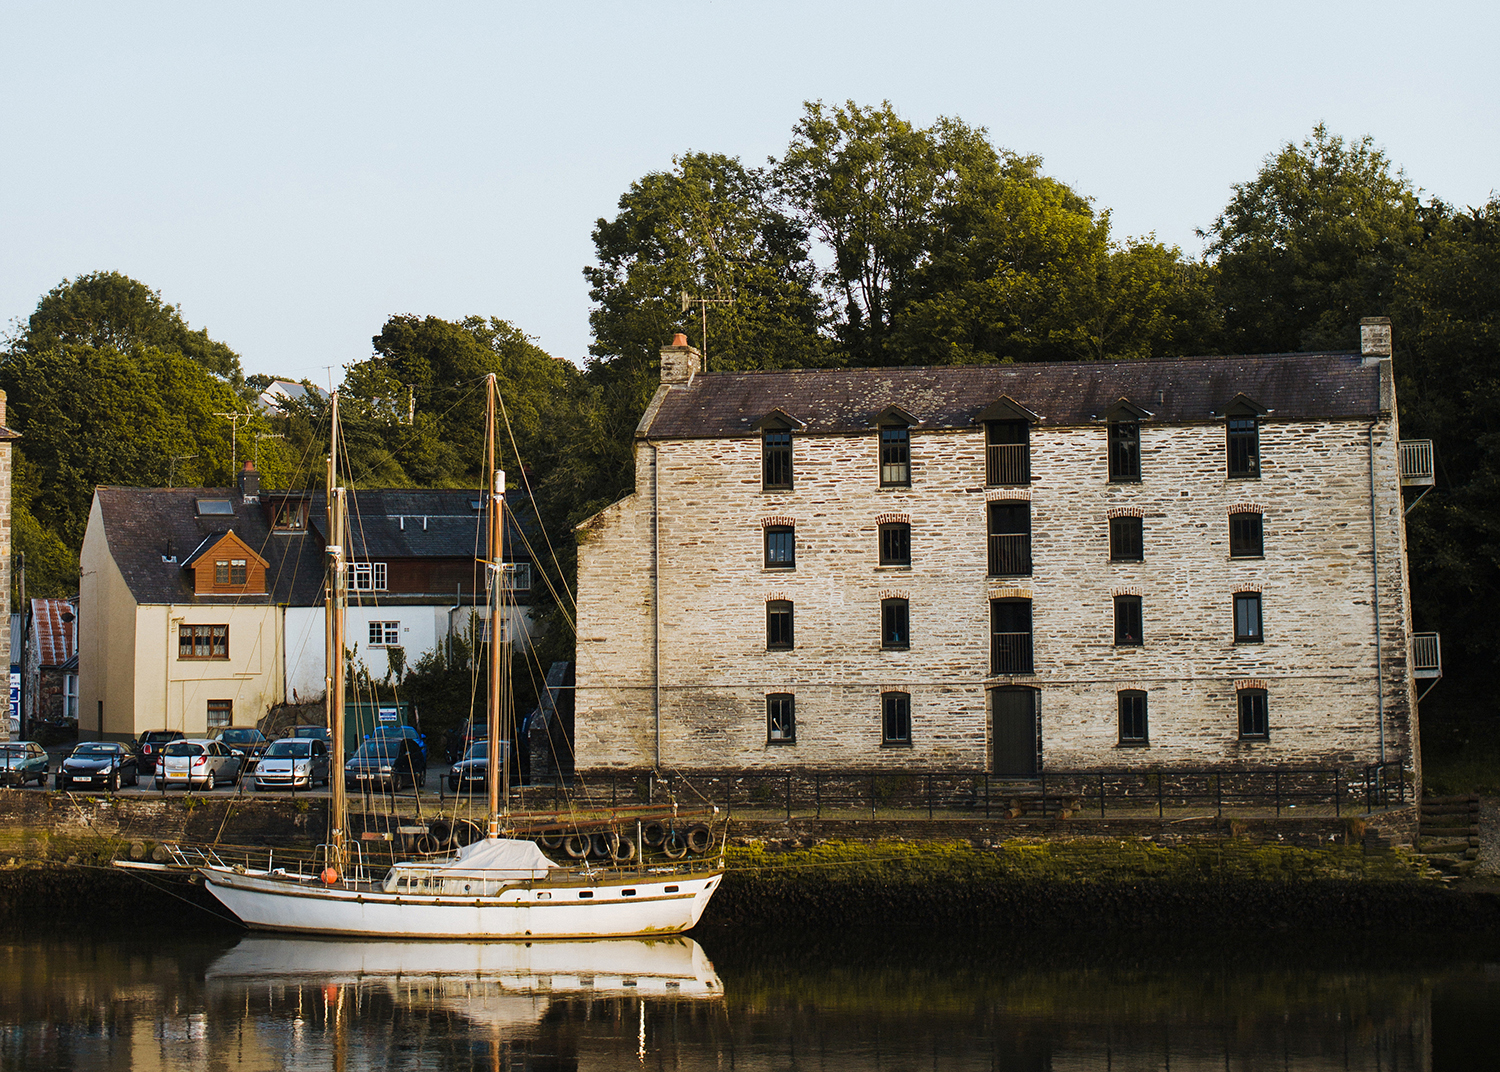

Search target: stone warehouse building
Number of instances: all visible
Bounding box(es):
[574,322,1433,789]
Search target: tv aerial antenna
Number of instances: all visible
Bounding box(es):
[680,289,733,371]
[214,409,253,473]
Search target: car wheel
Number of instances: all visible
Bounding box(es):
[206,769,216,791]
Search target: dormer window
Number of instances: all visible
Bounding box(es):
[763,430,792,489]
[1223,395,1267,479]
[975,397,1038,487]
[753,410,803,492]
[1108,421,1139,481]
[1104,400,1150,483]
[184,531,267,595]
[215,559,248,586]
[873,407,917,488]
[272,500,308,531]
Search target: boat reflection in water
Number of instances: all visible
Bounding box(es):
[200,934,723,1069]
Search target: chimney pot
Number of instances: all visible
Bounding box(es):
[671,332,688,347]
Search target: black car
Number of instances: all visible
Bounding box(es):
[215,728,271,769]
[135,729,184,776]
[57,742,139,791]
[344,738,426,791]
[447,738,512,793]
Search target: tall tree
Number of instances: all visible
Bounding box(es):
[0,344,250,551]
[1390,198,1500,680]
[1203,125,1423,353]
[17,271,244,382]
[586,152,828,398]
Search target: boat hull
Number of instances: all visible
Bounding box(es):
[201,867,723,940]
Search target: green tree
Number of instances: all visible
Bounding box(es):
[0,344,252,552]
[16,271,243,382]
[1203,125,1423,353]
[586,152,828,400]
[1390,198,1500,679]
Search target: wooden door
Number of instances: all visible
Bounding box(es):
[991,687,1038,776]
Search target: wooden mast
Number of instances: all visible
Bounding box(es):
[485,374,505,837]
[326,393,348,876]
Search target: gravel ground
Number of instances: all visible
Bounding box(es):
[1476,796,1500,877]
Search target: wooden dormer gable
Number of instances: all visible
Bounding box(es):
[184,530,270,596]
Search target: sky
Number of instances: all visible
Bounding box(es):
[3,2,1497,385]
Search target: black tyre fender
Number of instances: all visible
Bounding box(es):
[563,833,590,859]
[686,823,712,854]
[663,831,688,860]
[590,832,618,860]
[610,835,638,863]
[640,821,667,848]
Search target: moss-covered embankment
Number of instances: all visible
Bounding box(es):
[705,839,1500,931]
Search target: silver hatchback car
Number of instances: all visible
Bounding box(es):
[253,737,330,790]
[157,739,244,790]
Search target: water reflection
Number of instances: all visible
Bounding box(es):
[0,927,1496,1070]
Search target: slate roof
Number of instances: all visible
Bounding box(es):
[96,487,530,607]
[643,352,1383,439]
[95,487,325,607]
[30,599,76,668]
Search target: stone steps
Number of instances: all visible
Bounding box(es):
[1418,794,1482,876]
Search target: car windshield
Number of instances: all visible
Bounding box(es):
[354,740,400,759]
[265,740,312,758]
[218,729,260,743]
[164,742,204,757]
[292,727,327,738]
[74,743,118,755]
[464,741,489,761]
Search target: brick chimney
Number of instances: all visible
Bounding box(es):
[659,333,702,386]
[238,461,260,503]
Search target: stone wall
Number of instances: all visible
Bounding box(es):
[576,364,1418,788]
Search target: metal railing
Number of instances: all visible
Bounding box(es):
[1399,440,1434,486]
[987,533,1031,576]
[1412,632,1442,679]
[986,444,1030,486]
[990,632,1034,675]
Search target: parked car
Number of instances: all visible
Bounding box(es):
[254,737,331,790]
[135,729,185,775]
[289,725,332,745]
[157,739,244,790]
[215,728,271,769]
[0,742,50,787]
[344,737,426,791]
[373,724,426,759]
[56,742,139,791]
[447,738,512,793]
[446,719,489,763]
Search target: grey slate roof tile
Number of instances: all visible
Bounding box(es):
[643,353,1382,439]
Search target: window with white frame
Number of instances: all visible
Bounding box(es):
[351,562,388,591]
[369,621,401,646]
[503,562,532,592]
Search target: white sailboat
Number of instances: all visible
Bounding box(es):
[198,376,725,938]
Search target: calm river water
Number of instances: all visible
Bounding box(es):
[1,925,1496,1070]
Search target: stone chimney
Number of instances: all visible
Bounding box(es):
[238,460,260,503]
[1360,316,1392,357]
[659,333,702,386]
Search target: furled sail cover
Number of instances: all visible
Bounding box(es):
[438,837,559,877]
